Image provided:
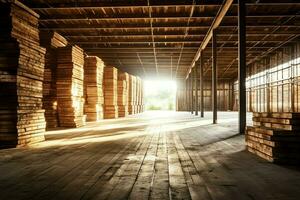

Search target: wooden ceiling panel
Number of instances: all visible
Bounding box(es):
[23,0,300,80]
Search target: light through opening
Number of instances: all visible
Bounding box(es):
[144,80,177,111]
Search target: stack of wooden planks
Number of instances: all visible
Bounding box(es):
[56,45,85,127]
[103,66,118,119]
[140,80,145,112]
[137,77,144,113]
[128,75,134,114]
[0,1,46,147]
[246,112,300,164]
[117,72,129,117]
[40,31,68,128]
[135,77,141,113]
[132,76,137,114]
[84,56,105,121]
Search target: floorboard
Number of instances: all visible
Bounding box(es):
[1,111,300,200]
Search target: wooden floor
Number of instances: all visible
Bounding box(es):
[1,111,300,200]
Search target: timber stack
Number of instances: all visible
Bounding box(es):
[117,72,129,117]
[103,66,118,119]
[141,80,145,112]
[56,45,85,127]
[40,31,68,128]
[84,56,105,121]
[132,76,137,114]
[246,112,300,164]
[136,77,140,113]
[0,1,46,147]
[128,75,133,114]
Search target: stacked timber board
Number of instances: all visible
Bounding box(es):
[84,56,104,121]
[132,76,137,114]
[128,75,134,114]
[140,80,145,112]
[40,31,68,128]
[117,72,129,117]
[246,112,300,164]
[103,66,118,119]
[56,45,85,127]
[0,1,46,147]
[136,77,141,113]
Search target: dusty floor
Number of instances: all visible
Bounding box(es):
[0,111,300,200]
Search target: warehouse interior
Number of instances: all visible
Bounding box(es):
[1,0,300,199]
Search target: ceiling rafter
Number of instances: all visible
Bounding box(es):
[148,0,159,76]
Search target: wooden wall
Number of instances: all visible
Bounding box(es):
[176,80,234,111]
[234,42,300,113]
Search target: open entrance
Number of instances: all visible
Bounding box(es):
[144,80,177,111]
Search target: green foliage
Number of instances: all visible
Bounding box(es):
[145,81,176,111]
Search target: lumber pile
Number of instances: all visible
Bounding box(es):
[128,75,134,114]
[139,80,145,112]
[84,56,105,121]
[103,66,118,119]
[117,72,129,117]
[141,80,145,112]
[137,77,144,113]
[56,45,85,127]
[136,77,141,113]
[0,1,46,147]
[246,112,300,164]
[40,31,68,128]
[132,76,137,114]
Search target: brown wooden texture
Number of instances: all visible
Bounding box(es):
[40,31,68,129]
[104,66,118,119]
[0,1,46,147]
[234,42,300,113]
[1,112,300,199]
[84,56,105,121]
[117,72,129,117]
[56,45,85,127]
[177,80,234,111]
[246,112,300,164]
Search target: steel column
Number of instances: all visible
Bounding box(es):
[238,0,246,134]
[200,53,204,117]
[212,29,217,124]
[191,74,194,114]
[195,64,199,116]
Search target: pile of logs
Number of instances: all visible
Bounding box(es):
[84,56,105,121]
[40,31,68,128]
[56,45,85,127]
[103,66,118,119]
[0,1,46,147]
[117,72,129,117]
[246,112,300,164]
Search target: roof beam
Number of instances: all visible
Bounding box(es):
[29,2,300,10]
[148,0,159,76]
[64,33,297,38]
[39,14,300,22]
[39,25,299,31]
[186,0,234,79]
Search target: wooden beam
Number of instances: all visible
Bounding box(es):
[212,29,218,124]
[148,0,158,76]
[38,14,300,22]
[238,0,246,134]
[39,25,298,31]
[64,33,300,38]
[30,2,300,10]
[187,0,233,79]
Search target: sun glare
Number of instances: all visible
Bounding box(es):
[144,80,177,111]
